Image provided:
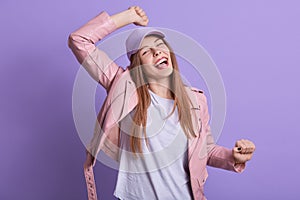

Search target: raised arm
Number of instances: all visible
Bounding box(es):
[68,6,148,90]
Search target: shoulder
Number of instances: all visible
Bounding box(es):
[185,86,205,97]
[188,86,204,94]
[185,86,208,105]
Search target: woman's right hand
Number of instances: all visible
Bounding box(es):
[111,6,149,29]
[129,6,149,26]
[84,151,95,169]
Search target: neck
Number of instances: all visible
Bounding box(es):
[147,79,173,99]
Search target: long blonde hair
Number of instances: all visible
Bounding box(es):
[128,37,196,154]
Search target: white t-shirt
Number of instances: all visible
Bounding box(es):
[114,90,193,200]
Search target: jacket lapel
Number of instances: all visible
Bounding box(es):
[102,70,137,131]
[118,79,138,121]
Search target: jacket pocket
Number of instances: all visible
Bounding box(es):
[197,168,208,187]
[197,168,209,199]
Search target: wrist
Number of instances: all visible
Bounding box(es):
[111,9,136,29]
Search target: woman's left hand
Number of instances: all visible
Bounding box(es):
[232,139,256,164]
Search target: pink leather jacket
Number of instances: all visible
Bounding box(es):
[68,11,245,200]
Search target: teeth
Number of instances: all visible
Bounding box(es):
[157,58,167,65]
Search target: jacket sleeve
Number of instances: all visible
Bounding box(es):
[68,11,123,91]
[198,93,245,173]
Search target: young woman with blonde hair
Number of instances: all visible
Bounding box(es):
[68,6,255,200]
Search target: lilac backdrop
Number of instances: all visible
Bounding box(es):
[1,0,300,199]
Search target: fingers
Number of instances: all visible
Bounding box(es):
[129,6,145,16]
[235,139,256,154]
[233,139,255,164]
[235,140,247,153]
[129,6,149,26]
[233,146,242,153]
[136,6,149,23]
[135,6,146,17]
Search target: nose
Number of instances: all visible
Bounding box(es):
[152,48,161,57]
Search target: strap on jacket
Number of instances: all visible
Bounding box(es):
[84,165,98,200]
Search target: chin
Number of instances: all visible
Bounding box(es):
[157,67,174,78]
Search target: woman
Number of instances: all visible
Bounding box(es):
[68,6,255,200]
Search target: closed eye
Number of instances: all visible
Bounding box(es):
[142,50,149,56]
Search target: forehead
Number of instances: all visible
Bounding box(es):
[140,35,163,47]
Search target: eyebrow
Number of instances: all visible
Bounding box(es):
[154,38,162,43]
[140,38,163,50]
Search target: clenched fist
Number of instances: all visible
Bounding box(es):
[232,139,256,164]
[129,6,149,26]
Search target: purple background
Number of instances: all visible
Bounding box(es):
[1,0,299,199]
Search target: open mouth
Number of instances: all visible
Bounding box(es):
[154,57,169,69]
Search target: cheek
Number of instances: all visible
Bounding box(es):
[140,57,151,65]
